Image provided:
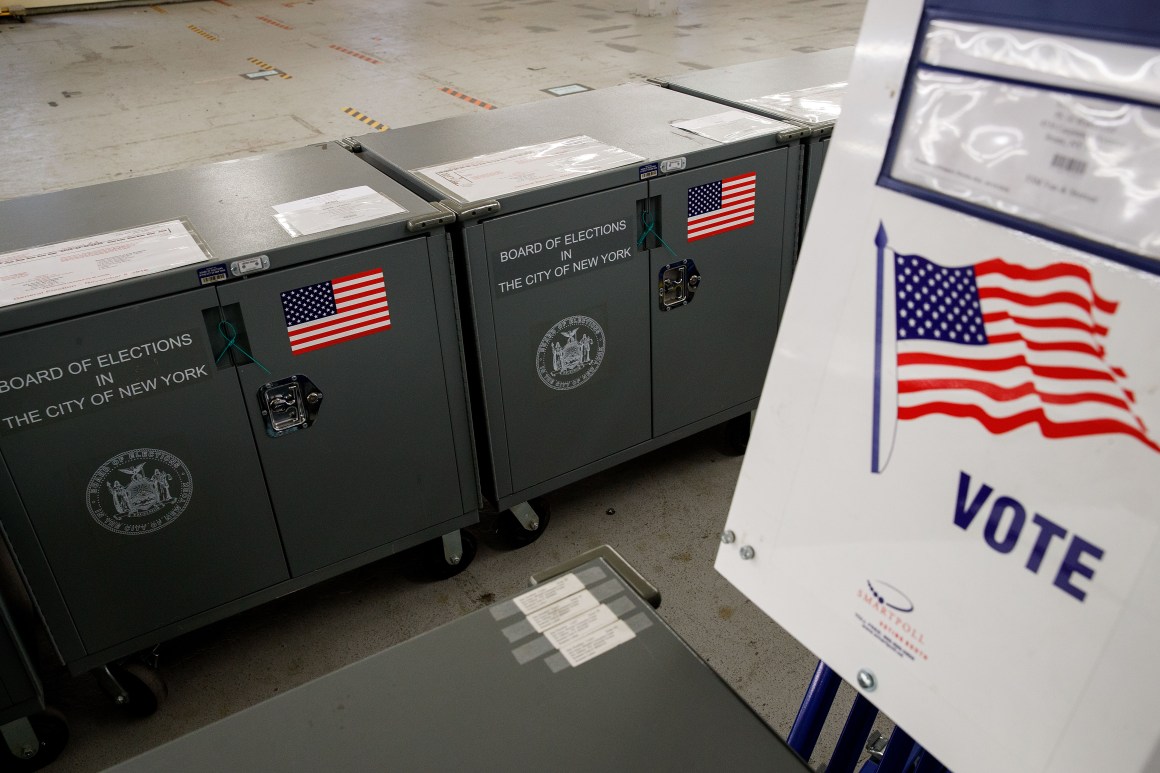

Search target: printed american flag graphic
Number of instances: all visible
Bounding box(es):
[687,172,757,242]
[281,269,390,355]
[890,249,1159,453]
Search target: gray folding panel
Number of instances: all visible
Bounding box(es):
[0,144,476,671]
[352,83,803,509]
[109,556,810,773]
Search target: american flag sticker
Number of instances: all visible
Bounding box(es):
[871,224,1158,473]
[687,172,757,242]
[281,269,391,355]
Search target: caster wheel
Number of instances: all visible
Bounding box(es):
[494,498,551,549]
[108,662,168,718]
[0,709,68,771]
[424,529,478,581]
[722,413,752,456]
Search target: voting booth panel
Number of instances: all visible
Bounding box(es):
[718,2,1160,772]
[0,145,477,674]
[660,47,852,254]
[352,84,804,510]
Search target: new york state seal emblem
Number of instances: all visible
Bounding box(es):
[86,448,193,535]
[535,315,606,391]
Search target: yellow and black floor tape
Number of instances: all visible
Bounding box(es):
[248,57,292,80]
[343,107,388,132]
[188,25,218,42]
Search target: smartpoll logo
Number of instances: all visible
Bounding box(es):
[855,579,926,662]
[869,222,1159,474]
[865,580,914,613]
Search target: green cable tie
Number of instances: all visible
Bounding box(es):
[215,320,271,374]
[638,211,679,258]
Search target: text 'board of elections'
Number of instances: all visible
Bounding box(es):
[717,2,1160,773]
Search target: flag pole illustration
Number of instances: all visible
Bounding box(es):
[872,222,894,473]
[872,223,1158,474]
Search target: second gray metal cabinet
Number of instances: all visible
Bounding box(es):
[352,83,804,513]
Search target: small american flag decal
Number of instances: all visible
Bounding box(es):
[281,269,390,355]
[687,172,757,242]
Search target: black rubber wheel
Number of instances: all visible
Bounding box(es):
[494,498,552,549]
[108,661,168,718]
[0,708,68,771]
[722,413,752,456]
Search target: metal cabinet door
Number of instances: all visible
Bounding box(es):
[648,148,796,437]
[474,184,651,496]
[802,138,830,240]
[216,238,465,577]
[0,289,288,658]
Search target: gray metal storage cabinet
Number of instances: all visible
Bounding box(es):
[107,551,810,773]
[658,47,853,245]
[351,83,804,515]
[0,144,476,683]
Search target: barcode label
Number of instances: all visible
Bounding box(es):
[1050,154,1087,175]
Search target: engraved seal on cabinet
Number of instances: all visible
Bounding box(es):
[86,448,193,535]
[536,315,606,390]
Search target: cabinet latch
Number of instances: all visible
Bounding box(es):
[657,259,701,310]
[258,376,323,437]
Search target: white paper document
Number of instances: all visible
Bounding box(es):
[891,70,1160,258]
[513,573,585,615]
[542,604,620,650]
[412,135,646,202]
[554,618,635,667]
[744,82,846,124]
[526,589,600,633]
[671,110,798,143]
[272,186,406,237]
[0,220,210,309]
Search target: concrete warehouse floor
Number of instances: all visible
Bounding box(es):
[0,0,891,770]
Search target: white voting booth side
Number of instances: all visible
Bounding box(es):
[718,1,1160,772]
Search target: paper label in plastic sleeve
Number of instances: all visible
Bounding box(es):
[412,135,645,202]
[272,186,406,238]
[671,110,798,143]
[891,71,1160,259]
[0,220,211,308]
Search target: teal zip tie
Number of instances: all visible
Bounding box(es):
[637,211,680,258]
[215,320,271,374]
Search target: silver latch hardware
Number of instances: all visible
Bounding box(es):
[657,259,701,310]
[258,375,323,437]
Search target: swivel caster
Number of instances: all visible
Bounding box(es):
[493,498,551,549]
[0,709,68,771]
[98,661,168,718]
[424,528,478,580]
